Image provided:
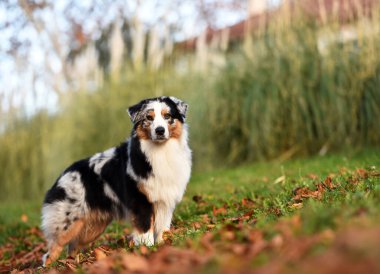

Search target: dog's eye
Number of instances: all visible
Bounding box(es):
[146,115,154,121]
[164,113,171,120]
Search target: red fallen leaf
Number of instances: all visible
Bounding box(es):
[356,168,368,179]
[94,247,107,261]
[242,198,255,208]
[213,206,227,216]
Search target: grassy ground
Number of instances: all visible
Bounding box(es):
[1,148,379,273]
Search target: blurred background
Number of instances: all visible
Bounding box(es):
[0,0,379,201]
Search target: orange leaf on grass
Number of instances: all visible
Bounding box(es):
[323,176,336,189]
[241,198,255,208]
[213,206,227,216]
[20,214,28,223]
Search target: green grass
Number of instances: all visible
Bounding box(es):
[1,148,379,272]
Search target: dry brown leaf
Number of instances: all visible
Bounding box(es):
[241,198,255,208]
[290,203,303,209]
[356,168,368,179]
[122,253,149,272]
[323,176,336,189]
[191,222,201,229]
[94,248,107,261]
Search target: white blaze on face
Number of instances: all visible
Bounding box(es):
[146,101,170,141]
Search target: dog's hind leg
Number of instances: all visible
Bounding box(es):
[43,219,85,266]
[68,239,80,258]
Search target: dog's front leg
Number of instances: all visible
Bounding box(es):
[154,202,174,244]
[131,210,155,246]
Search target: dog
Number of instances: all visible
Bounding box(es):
[41,96,191,266]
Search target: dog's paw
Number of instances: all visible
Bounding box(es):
[133,231,155,246]
[42,253,50,267]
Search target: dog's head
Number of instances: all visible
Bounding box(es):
[128,96,188,142]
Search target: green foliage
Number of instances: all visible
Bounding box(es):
[203,11,380,164]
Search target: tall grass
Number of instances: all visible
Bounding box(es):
[1,4,380,200]
[199,6,380,164]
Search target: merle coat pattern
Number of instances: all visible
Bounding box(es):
[41,96,191,266]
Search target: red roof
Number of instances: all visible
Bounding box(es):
[178,0,378,51]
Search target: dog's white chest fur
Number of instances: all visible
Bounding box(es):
[139,134,191,206]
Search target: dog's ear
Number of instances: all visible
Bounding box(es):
[127,101,145,123]
[169,96,188,120]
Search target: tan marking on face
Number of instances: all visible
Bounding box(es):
[161,109,169,117]
[136,124,151,140]
[147,110,155,119]
[169,120,183,139]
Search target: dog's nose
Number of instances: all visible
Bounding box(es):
[155,126,165,136]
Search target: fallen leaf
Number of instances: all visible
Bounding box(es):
[191,222,201,229]
[356,168,368,179]
[323,176,336,189]
[20,214,28,223]
[213,206,227,216]
[290,203,303,209]
[94,248,107,261]
[241,198,255,208]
